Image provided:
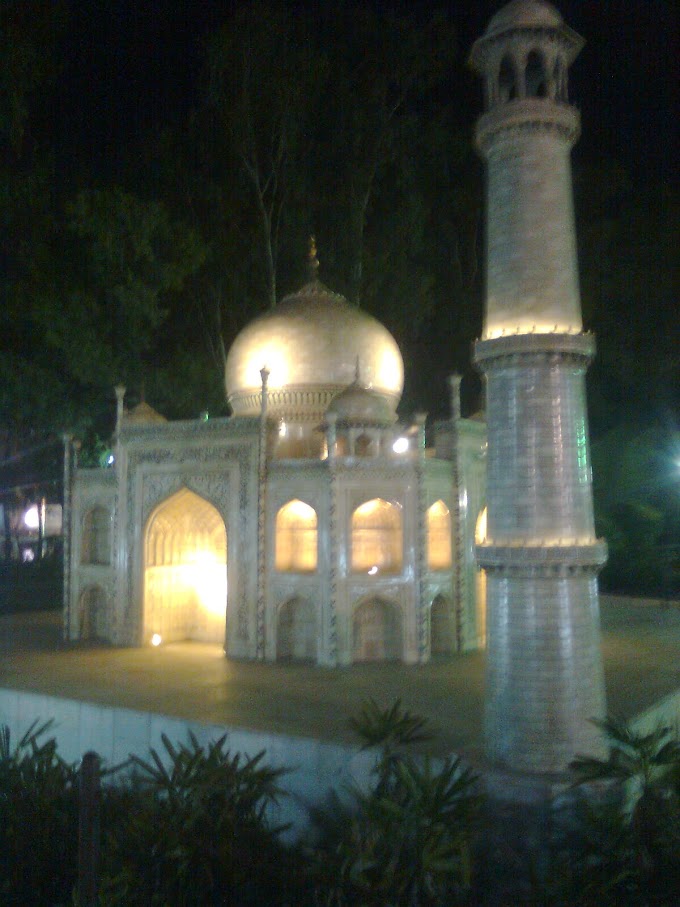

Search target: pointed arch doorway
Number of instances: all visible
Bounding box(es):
[144,488,227,644]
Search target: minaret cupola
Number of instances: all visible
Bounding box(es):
[469,0,585,340]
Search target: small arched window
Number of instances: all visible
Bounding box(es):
[275,500,318,572]
[498,55,517,102]
[525,50,548,98]
[351,498,403,575]
[427,501,452,570]
[81,506,111,565]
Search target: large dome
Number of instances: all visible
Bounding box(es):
[225,279,404,423]
[485,0,563,37]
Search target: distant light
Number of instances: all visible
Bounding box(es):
[279,422,287,437]
[151,634,162,647]
[24,506,40,529]
[368,565,379,576]
[201,410,210,422]
[106,453,115,466]
[392,437,409,454]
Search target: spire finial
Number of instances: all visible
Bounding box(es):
[308,235,320,281]
[354,356,361,383]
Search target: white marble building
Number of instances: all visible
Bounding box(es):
[64,256,487,666]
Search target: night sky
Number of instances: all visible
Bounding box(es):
[57,0,676,187]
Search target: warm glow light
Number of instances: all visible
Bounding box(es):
[151,633,162,646]
[392,437,409,454]
[23,506,40,529]
[276,500,318,572]
[427,501,452,570]
[279,422,287,437]
[144,488,227,643]
[484,322,577,340]
[244,347,289,389]
[368,565,379,575]
[475,507,488,544]
[377,346,404,388]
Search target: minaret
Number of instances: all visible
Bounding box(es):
[470,1,607,775]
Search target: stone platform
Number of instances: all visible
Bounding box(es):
[1,596,679,760]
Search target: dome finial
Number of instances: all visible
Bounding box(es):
[308,235,320,281]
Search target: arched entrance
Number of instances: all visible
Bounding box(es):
[352,597,402,662]
[475,507,487,648]
[430,594,453,655]
[78,585,107,640]
[144,488,227,644]
[276,597,317,662]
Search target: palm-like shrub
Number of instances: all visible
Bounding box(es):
[562,717,680,906]
[99,732,306,905]
[0,721,79,905]
[312,699,479,906]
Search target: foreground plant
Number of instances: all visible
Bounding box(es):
[0,721,79,905]
[313,699,479,906]
[543,717,680,906]
[99,731,307,906]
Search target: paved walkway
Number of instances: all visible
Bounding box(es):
[1,596,679,759]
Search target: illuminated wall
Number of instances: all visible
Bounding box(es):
[275,500,318,572]
[351,498,403,575]
[427,500,452,570]
[144,488,227,644]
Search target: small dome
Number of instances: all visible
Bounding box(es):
[326,380,396,427]
[225,279,403,423]
[124,401,167,425]
[485,0,563,36]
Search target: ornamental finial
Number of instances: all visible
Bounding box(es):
[308,235,320,281]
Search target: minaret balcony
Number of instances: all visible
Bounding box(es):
[476,98,580,152]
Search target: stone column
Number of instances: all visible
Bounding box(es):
[413,412,429,662]
[256,367,269,660]
[470,4,607,775]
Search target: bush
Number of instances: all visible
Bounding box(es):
[0,721,79,905]
[310,699,480,906]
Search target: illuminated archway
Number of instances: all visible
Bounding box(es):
[427,501,452,570]
[276,596,317,661]
[352,597,402,662]
[430,594,453,655]
[144,488,227,644]
[275,500,317,572]
[351,498,402,575]
[475,507,487,648]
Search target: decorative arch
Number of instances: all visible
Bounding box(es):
[276,596,317,661]
[351,498,403,575]
[427,500,452,571]
[475,507,488,648]
[78,585,107,640]
[354,433,372,457]
[498,55,517,102]
[525,50,548,98]
[275,500,318,572]
[352,597,402,662]
[144,488,227,644]
[81,506,111,565]
[430,593,453,656]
